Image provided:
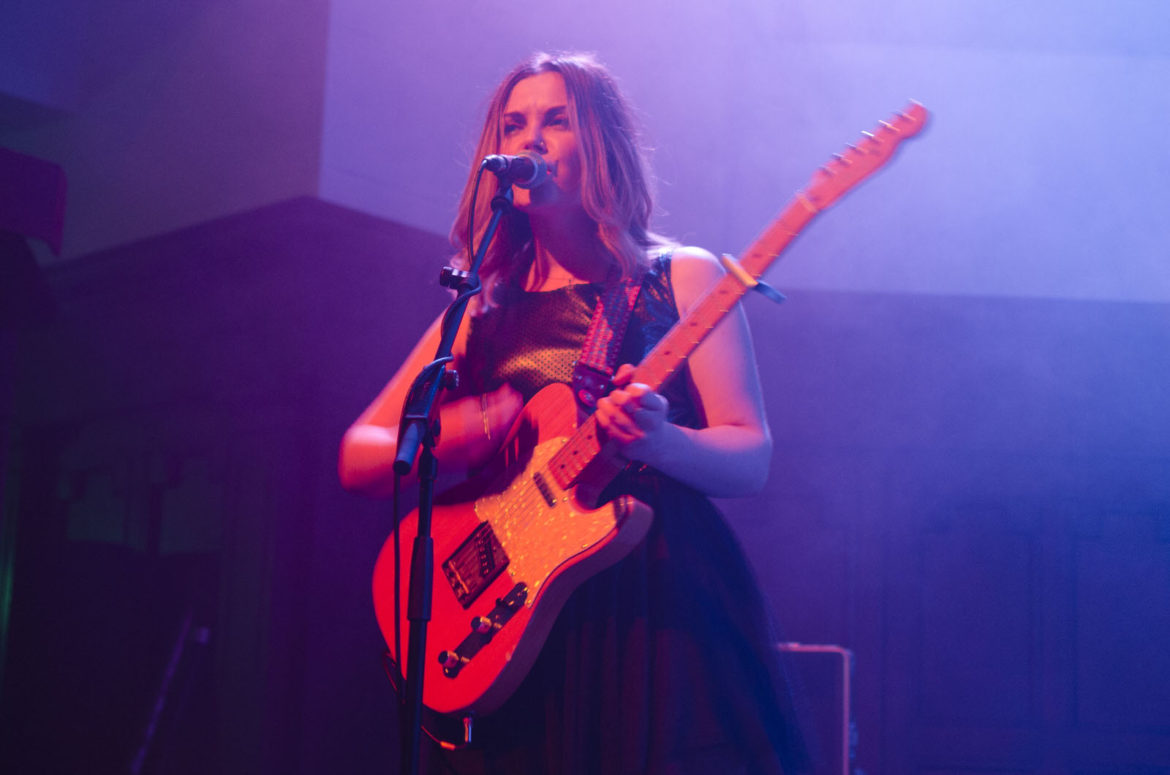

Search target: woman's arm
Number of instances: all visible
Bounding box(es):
[593,247,773,497]
[338,307,521,498]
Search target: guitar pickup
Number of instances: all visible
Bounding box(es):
[442,521,510,609]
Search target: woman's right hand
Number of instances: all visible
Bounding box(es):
[339,382,522,497]
[340,306,524,497]
[439,383,524,468]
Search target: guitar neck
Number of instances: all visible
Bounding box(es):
[544,100,929,491]
[547,196,818,490]
[633,199,817,392]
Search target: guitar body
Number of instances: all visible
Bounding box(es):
[373,382,654,715]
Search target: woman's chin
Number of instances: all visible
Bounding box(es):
[512,185,580,216]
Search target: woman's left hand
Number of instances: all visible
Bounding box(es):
[594,363,670,463]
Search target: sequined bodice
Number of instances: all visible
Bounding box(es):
[462,256,700,427]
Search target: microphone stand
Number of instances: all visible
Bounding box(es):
[394,182,514,775]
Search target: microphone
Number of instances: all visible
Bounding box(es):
[481,152,549,189]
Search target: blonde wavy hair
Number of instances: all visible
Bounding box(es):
[450,52,672,303]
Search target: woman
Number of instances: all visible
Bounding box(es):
[340,52,808,774]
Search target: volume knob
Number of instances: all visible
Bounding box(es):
[438,650,466,669]
[471,616,498,634]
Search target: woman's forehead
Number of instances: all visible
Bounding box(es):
[503,71,569,114]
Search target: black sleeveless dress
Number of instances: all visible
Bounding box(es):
[429,256,809,775]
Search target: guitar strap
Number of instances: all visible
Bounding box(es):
[570,258,657,411]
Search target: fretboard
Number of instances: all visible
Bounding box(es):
[545,198,818,490]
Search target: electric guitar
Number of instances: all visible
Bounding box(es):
[373,102,929,717]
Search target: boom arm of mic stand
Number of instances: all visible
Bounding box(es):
[393,185,514,476]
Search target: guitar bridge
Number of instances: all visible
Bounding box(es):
[442,521,510,609]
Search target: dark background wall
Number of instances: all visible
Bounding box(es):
[735,289,1170,772]
[2,198,1167,773]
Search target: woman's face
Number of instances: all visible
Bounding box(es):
[499,71,583,212]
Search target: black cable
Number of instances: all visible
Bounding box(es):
[467,163,488,268]
[393,470,402,710]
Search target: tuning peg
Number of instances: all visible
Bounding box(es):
[896,106,919,120]
[832,152,852,165]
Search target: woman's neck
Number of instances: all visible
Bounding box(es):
[525,207,614,290]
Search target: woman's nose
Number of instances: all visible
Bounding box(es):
[523,126,547,153]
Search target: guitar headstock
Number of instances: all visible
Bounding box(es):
[803,102,928,211]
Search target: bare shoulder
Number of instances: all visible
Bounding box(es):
[664,245,724,316]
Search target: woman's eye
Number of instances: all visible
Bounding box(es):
[503,123,520,135]
[547,116,568,128]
